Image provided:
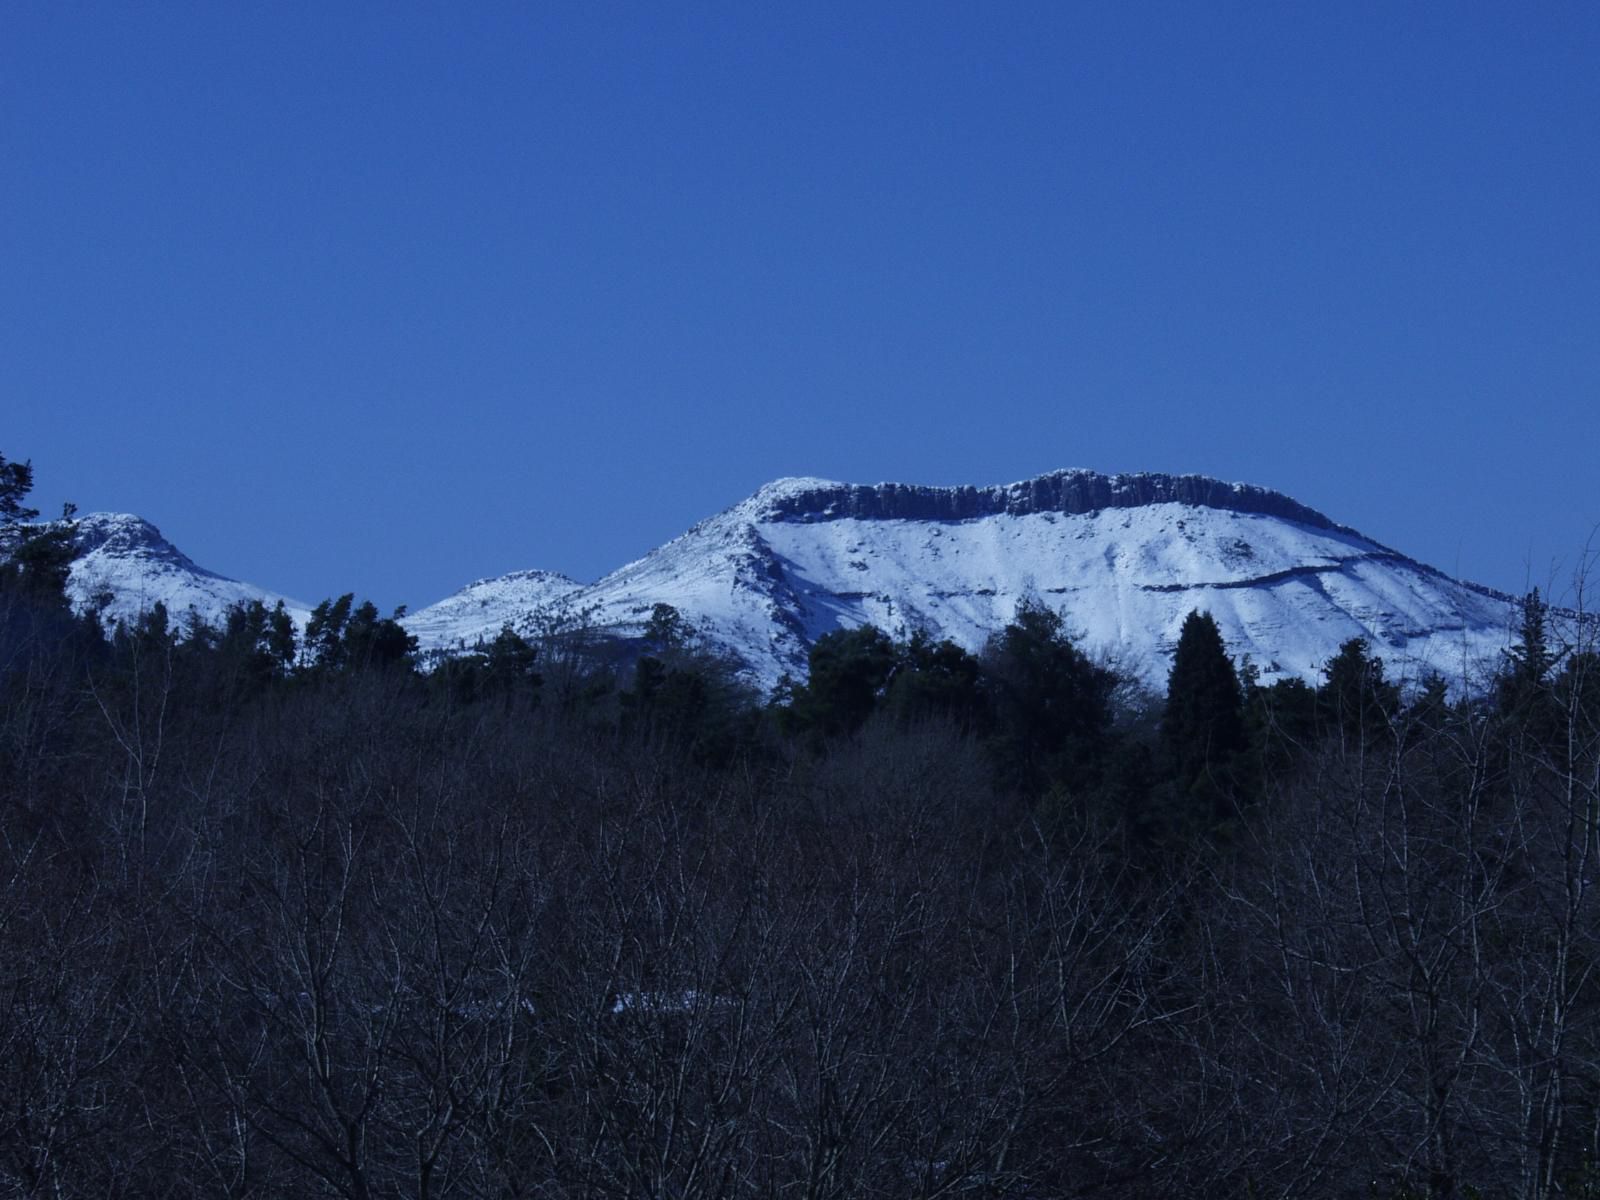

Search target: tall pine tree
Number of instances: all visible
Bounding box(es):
[1318,637,1398,740]
[1160,610,1247,830]
[0,452,39,524]
[982,602,1116,799]
[0,450,76,607]
[1498,588,1556,716]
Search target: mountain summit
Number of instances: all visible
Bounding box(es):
[64,513,309,632]
[409,469,1517,690]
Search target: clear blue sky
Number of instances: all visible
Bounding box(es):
[5,3,1597,611]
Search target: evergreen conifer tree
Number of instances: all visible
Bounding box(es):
[1160,610,1247,830]
[266,601,298,674]
[483,624,540,694]
[1498,588,1558,721]
[0,451,77,607]
[304,594,354,670]
[882,631,987,731]
[343,600,417,670]
[1318,637,1398,739]
[0,452,39,525]
[982,601,1116,798]
[785,624,898,738]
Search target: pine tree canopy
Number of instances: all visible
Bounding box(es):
[0,452,39,525]
[1162,609,1246,799]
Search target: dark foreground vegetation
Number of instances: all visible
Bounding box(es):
[4,454,1600,1198]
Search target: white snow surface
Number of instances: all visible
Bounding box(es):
[404,470,1521,692]
[65,513,311,634]
[400,569,585,652]
[46,474,1520,692]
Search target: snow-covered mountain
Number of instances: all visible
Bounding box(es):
[400,569,584,650]
[65,513,310,633]
[39,474,1520,690]
[405,470,1521,692]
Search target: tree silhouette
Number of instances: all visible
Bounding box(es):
[1161,609,1247,829]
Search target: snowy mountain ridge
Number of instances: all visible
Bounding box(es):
[63,513,311,633]
[36,471,1523,692]
[412,469,1520,692]
[399,568,584,652]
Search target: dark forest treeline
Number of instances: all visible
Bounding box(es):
[4,456,1600,1198]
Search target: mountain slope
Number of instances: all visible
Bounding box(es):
[399,569,584,652]
[406,470,1519,691]
[66,513,310,632]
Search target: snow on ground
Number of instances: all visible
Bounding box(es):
[58,472,1523,693]
[404,569,585,654]
[66,513,311,634]
[405,476,1519,693]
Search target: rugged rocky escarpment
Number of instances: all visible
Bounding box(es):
[749,469,1356,535]
[73,513,227,576]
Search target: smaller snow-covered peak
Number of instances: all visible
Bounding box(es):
[737,476,848,519]
[72,512,223,579]
[404,567,587,655]
[58,512,310,633]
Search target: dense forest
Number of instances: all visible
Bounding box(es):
[3,452,1600,1199]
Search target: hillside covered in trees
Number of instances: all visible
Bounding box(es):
[3,452,1600,1198]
